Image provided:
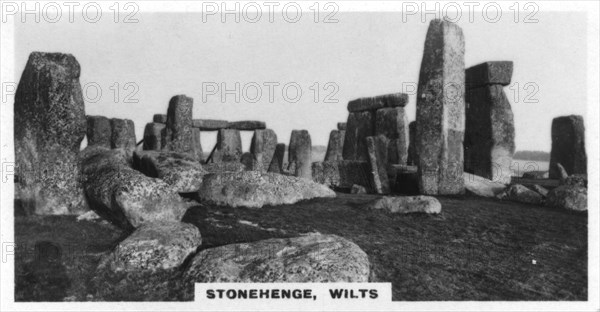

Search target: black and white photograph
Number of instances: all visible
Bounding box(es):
[0,1,598,310]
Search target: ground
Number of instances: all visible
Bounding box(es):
[14,193,587,301]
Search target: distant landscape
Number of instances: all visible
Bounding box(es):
[513,150,550,162]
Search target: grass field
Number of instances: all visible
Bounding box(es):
[15,193,586,301]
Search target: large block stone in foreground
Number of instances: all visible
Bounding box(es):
[14,52,87,215]
[212,129,243,162]
[375,107,409,165]
[110,118,136,153]
[347,93,408,112]
[343,110,374,161]
[312,160,373,191]
[288,130,312,180]
[250,129,278,172]
[549,115,587,179]
[464,84,515,184]
[86,115,111,148]
[366,135,390,194]
[143,122,165,151]
[162,95,195,156]
[184,234,369,282]
[324,129,345,161]
[369,196,441,214]
[546,185,587,211]
[198,171,335,208]
[415,19,465,195]
[133,150,207,193]
[466,61,513,88]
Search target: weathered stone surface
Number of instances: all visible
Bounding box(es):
[162,95,195,156]
[212,129,243,163]
[369,196,441,214]
[464,84,515,184]
[81,148,189,230]
[465,61,513,88]
[343,111,374,161]
[153,114,167,124]
[324,130,345,161]
[268,143,286,174]
[366,135,390,194]
[192,119,229,131]
[529,184,549,197]
[375,107,409,165]
[415,19,465,195]
[99,221,201,272]
[142,122,165,151]
[546,185,587,211]
[522,171,549,179]
[337,122,347,130]
[240,152,261,171]
[347,93,408,112]
[549,115,586,179]
[555,163,569,182]
[351,184,368,194]
[203,161,246,174]
[192,128,203,161]
[228,120,266,130]
[288,130,312,180]
[497,184,543,205]
[407,121,417,166]
[184,234,369,282]
[86,116,111,148]
[563,174,587,188]
[110,118,136,153]
[14,52,87,215]
[312,161,373,191]
[463,173,506,198]
[250,129,278,172]
[198,171,335,208]
[133,151,207,193]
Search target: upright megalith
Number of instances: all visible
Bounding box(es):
[415,19,465,195]
[375,107,409,165]
[192,128,203,161]
[268,143,286,174]
[86,115,111,148]
[14,52,87,215]
[250,129,278,172]
[143,123,165,151]
[288,130,312,180]
[549,115,587,179]
[162,95,195,157]
[110,118,136,153]
[464,62,515,184]
[324,129,345,161]
[343,111,374,161]
[407,121,417,166]
[366,135,390,194]
[213,129,242,162]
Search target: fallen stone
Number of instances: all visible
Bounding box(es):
[162,95,195,156]
[369,196,441,214]
[366,135,390,194]
[250,129,278,172]
[549,115,586,179]
[312,161,373,191]
[228,120,266,130]
[81,148,189,230]
[212,129,243,162]
[375,107,409,165]
[337,122,347,130]
[415,19,465,195]
[463,173,506,198]
[546,185,587,211]
[184,234,369,282]
[142,122,165,151]
[464,84,515,184]
[350,184,368,194]
[267,143,286,174]
[343,110,374,161]
[110,118,137,153]
[192,119,229,131]
[86,116,111,148]
[288,130,312,180]
[528,184,549,197]
[198,171,335,208]
[347,93,408,112]
[497,184,543,205]
[407,121,417,166]
[99,221,201,272]
[14,52,87,215]
[324,130,345,161]
[563,174,587,188]
[153,114,167,124]
[465,61,513,88]
[133,151,207,193]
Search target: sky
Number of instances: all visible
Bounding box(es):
[14,8,587,152]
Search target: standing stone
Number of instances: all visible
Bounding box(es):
[240,152,261,171]
[288,130,312,180]
[343,111,374,161]
[162,95,194,157]
[14,52,87,215]
[268,143,286,174]
[324,130,345,161]
[415,19,465,195]
[407,121,417,166]
[366,135,390,194]
[549,115,587,179]
[337,122,347,130]
[250,129,278,172]
[86,116,111,148]
[192,128,203,161]
[153,114,167,124]
[110,118,136,153]
[213,129,242,162]
[375,107,409,165]
[143,122,165,151]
